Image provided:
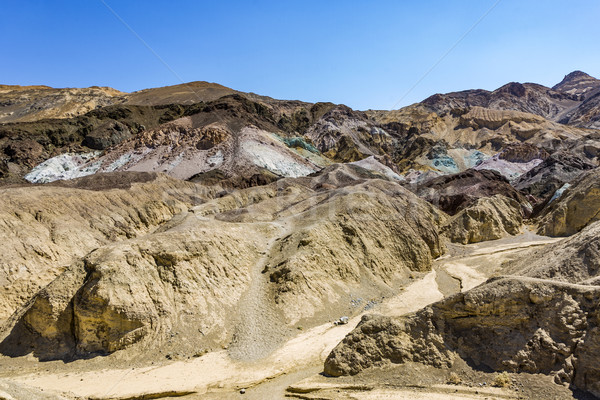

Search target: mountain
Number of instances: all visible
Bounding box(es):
[0,164,445,361]
[422,71,600,129]
[552,70,600,97]
[1,72,600,399]
[3,76,597,192]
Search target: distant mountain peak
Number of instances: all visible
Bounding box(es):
[553,71,599,96]
[563,70,594,80]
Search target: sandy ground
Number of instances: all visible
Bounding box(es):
[2,230,567,399]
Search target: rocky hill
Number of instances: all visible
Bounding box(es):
[422,70,600,129]
[3,72,599,192]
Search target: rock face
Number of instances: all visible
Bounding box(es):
[537,168,600,236]
[0,172,207,321]
[498,142,549,163]
[82,120,132,150]
[553,71,600,97]
[515,151,596,200]
[0,164,446,360]
[0,103,204,184]
[324,277,600,396]
[414,169,529,216]
[325,220,600,397]
[423,83,579,121]
[441,195,523,244]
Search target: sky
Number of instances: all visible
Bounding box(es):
[2,0,600,110]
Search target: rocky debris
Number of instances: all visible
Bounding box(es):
[414,169,529,216]
[536,168,600,236]
[324,276,600,397]
[2,139,44,167]
[82,120,132,150]
[515,151,596,201]
[0,164,446,360]
[441,195,523,244]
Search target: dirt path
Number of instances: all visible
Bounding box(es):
[7,231,562,400]
[228,221,292,361]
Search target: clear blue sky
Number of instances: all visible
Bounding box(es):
[2,1,599,110]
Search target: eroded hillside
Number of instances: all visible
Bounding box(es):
[1,72,600,399]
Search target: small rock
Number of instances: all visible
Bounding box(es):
[240,388,246,394]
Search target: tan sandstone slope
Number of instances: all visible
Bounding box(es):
[0,173,211,322]
[0,165,445,362]
[441,194,523,244]
[537,168,600,236]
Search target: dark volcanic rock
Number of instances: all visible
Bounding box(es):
[3,139,44,166]
[82,120,132,150]
[515,151,596,200]
[415,169,529,216]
